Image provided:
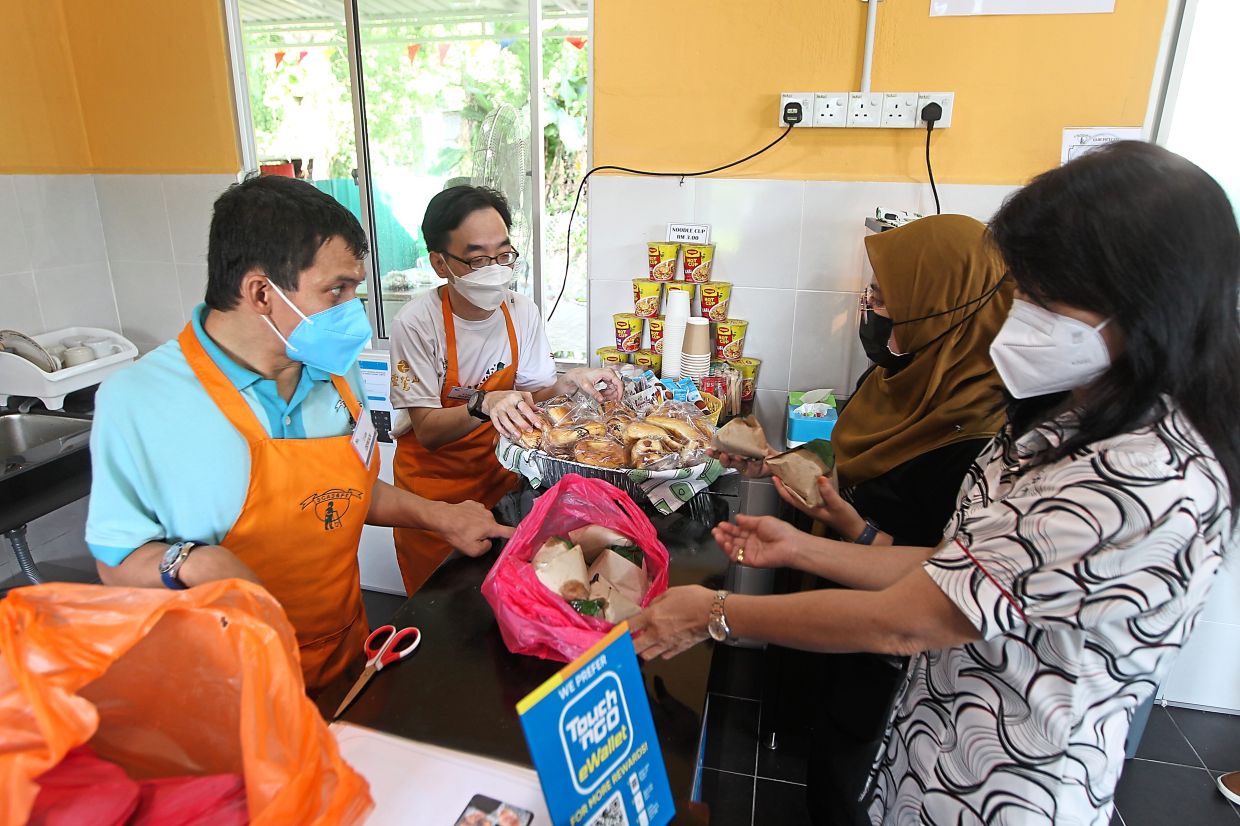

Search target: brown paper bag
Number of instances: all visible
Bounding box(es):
[710,415,771,459]
[766,440,835,509]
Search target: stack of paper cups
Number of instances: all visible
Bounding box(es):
[660,289,691,380]
[680,318,712,380]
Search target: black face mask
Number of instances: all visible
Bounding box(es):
[858,310,913,371]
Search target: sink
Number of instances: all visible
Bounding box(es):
[0,413,92,456]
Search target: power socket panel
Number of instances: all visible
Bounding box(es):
[846,93,884,128]
[916,92,955,129]
[813,93,849,128]
[880,92,919,129]
[778,92,815,128]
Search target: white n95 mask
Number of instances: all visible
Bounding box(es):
[989,299,1112,399]
[451,263,512,312]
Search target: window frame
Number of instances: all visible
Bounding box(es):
[221,0,594,362]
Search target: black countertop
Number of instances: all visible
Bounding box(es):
[317,486,734,799]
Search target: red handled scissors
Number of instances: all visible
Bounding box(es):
[333,624,421,719]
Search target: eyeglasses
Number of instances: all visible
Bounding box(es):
[859,284,885,313]
[443,250,520,270]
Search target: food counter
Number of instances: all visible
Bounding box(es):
[317,484,737,809]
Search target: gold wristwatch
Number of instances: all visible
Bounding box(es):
[707,589,734,643]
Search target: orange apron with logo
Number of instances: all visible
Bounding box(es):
[392,288,520,595]
[179,325,379,694]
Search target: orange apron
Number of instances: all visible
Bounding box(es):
[179,325,379,694]
[392,288,520,595]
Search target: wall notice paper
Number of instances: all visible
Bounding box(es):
[1061,127,1144,164]
[518,623,675,826]
[330,722,551,824]
[931,0,1114,15]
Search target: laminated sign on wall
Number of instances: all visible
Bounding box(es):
[517,624,675,826]
[931,0,1115,15]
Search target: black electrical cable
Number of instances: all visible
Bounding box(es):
[919,101,943,215]
[546,124,794,321]
[925,122,941,215]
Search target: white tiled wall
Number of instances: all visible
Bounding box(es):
[95,173,234,351]
[0,173,232,352]
[1160,562,1240,710]
[586,175,1017,447]
[0,175,117,335]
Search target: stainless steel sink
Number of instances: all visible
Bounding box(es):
[0,413,92,468]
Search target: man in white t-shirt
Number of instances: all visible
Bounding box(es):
[387,185,619,594]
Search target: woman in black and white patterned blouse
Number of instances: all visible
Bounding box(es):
[630,141,1240,826]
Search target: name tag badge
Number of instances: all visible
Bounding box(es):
[447,385,475,401]
[351,412,377,467]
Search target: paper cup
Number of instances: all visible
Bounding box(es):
[700,282,733,322]
[683,244,715,283]
[728,357,762,400]
[633,349,663,374]
[714,319,749,360]
[632,279,663,318]
[665,281,695,309]
[682,318,712,356]
[647,242,680,281]
[613,313,645,352]
[649,317,666,355]
[597,347,629,366]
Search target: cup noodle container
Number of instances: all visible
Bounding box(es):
[683,244,715,284]
[647,242,680,282]
[700,282,732,322]
[714,319,749,361]
[613,314,645,353]
[632,279,663,318]
[597,347,629,366]
[728,357,762,400]
[649,317,666,355]
[633,349,662,374]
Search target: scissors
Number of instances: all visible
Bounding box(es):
[333,624,421,719]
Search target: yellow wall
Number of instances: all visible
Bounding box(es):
[0,0,239,174]
[0,3,92,173]
[594,1,1168,184]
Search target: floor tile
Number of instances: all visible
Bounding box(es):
[1168,707,1240,772]
[754,779,810,826]
[707,644,765,701]
[1115,759,1240,826]
[362,589,407,629]
[757,724,809,784]
[701,694,760,776]
[697,769,754,826]
[1134,706,1202,767]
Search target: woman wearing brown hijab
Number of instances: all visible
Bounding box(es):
[825,212,1012,546]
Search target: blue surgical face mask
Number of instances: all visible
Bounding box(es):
[263,281,371,375]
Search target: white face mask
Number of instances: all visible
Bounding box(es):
[447,262,512,312]
[989,299,1112,399]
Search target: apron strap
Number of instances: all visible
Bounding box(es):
[179,323,270,444]
[330,373,364,422]
[439,287,521,404]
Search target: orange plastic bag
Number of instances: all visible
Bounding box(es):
[0,580,372,825]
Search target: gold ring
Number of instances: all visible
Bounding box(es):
[736,547,745,563]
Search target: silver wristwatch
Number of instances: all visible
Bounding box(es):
[159,541,198,589]
[707,589,734,643]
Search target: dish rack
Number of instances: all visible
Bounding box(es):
[0,326,139,410]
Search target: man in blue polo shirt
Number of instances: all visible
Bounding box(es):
[86,175,512,691]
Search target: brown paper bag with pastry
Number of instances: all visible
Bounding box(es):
[710,415,771,459]
[711,417,835,508]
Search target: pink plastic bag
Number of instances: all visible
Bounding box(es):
[482,475,670,662]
